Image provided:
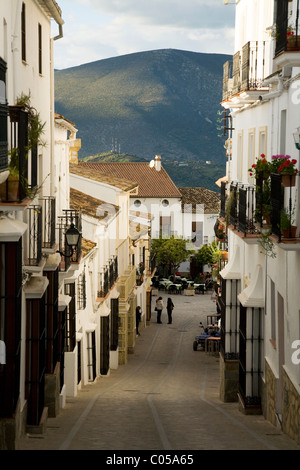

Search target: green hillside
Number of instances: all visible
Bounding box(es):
[55,49,230,168]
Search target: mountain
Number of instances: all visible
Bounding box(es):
[54,49,230,167]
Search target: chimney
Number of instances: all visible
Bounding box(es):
[155,155,161,171]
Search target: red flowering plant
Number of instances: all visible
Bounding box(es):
[248,154,272,180]
[272,154,298,175]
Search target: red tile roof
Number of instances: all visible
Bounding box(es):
[75,162,182,198]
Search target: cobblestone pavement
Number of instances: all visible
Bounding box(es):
[19,289,300,452]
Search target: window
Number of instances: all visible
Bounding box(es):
[38,23,42,74]
[87,331,96,382]
[134,200,141,207]
[110,298,119,351]
[248,129,255,183]
[0,57,8,171]
[237,131,243,181]
[160,216,171,238]
[162,199,169,207]
[64,282,76,352]
[191,221,203,247]
[270,280,276,348]
[259,126,267,157]
[280,110,286,154]
[21,3,26,62]
[77,272,86,310]
[100,316,110,375]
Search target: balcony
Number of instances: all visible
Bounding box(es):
[23,205,43,269]
[222,41,270,108]
[0,105,38,206]
[224,182,260,243]
[97,256,118,299]
[220,176,300,250]
[40,196,56,250]
[118,265,136,301]
[274,1,300,67]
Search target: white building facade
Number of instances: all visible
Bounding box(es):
[219,0,300,444]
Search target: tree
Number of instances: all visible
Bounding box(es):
[193,243,215,267]
[151,236,191,276]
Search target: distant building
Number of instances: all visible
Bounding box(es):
[179,187,220,247]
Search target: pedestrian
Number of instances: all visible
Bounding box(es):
[136,305,142,336]
[167,297,174,324]
[155,297,164,323]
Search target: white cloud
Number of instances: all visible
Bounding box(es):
[54,0,235,69]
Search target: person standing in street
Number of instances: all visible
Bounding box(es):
[136,306,142,336]
[167,297,174,324]
[155,297,164,323]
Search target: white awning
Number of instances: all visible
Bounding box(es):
[238,265,265,308]
[220,245,241,280]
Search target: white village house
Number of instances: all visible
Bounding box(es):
[219,0,300,444]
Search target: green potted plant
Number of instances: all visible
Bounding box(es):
[280,206,297,238]
[0,92,45,202]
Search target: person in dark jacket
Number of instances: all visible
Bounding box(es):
[136,306,142,336]
[167,297,174,324]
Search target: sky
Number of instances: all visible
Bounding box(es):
[53,0,236,70]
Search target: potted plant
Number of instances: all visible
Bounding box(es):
[0,92,45,202]
[249,153,272,180]
[214,221,226,241]
[280,207,297,238]
[286,27,300,50]
[275,154,298,187]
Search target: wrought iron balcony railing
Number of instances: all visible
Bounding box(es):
[220,182,259,238]
[221,174,298,244]
[40,196,56,249]
[97,256,118,298]
[24,205,43,267]
[0,105,39,203]
[275,0,300,56]
[222,41,269,101]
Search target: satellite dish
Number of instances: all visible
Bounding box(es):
[149,160,155,168]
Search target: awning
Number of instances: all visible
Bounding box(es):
[238,265,265,308]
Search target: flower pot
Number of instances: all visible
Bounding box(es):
[0,177,20,202]
[281,225,297,238]
[281,174,296,187]
[287,36,300,50]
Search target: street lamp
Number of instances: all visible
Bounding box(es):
[57,222,81,258]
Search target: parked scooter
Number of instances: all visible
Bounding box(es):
[193,320,220,351]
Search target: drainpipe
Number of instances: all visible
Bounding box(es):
[259,76,284,101]
[42,0,64,40]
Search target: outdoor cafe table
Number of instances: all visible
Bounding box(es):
[194,283,205,294]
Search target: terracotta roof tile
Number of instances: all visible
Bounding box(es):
[179,187,220,214]
[70,163,138,192]
[81,238,97,258]
[70,188,119,221]
[75,162,182,198]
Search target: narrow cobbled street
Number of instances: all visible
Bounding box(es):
[20,291,300,452]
